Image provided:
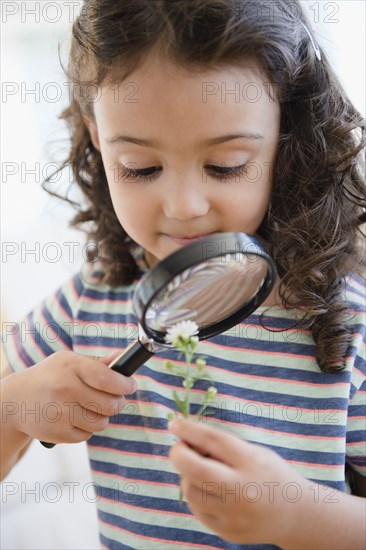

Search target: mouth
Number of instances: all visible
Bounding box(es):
[165,233,216,245]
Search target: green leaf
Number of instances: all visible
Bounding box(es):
[173,390,186,414]
[201,410,215,416]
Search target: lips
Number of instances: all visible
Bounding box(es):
[165,233,215,245]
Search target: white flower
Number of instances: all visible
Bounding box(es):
[206,386,217,399]
[165,320,199,346]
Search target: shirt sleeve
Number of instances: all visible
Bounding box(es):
[346,327,366,478]
[2,267,87,373]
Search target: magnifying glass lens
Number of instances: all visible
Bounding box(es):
[145,253,268,333]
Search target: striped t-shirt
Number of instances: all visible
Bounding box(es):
[4,245,366,550]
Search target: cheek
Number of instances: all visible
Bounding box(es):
[106,181,157,231]
[221,184,270,232]
[105,179,132,226]
[227,183,271,214]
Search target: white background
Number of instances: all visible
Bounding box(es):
[1,1,365,549]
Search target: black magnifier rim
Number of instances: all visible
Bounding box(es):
[133,232,276,344]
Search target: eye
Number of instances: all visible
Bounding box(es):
[116,163,162,182]
[205,163,248,182]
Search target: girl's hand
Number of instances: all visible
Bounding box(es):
[2,350,138,444]
[168,418,309,547]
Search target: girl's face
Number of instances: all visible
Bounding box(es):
[86,52,280,266]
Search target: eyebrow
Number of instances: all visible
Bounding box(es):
[106,133,264,147]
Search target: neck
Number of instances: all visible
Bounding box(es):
[261,276,282,307]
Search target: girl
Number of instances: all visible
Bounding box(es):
[2,0,365,548]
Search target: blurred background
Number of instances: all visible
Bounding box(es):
[1,1,365,549]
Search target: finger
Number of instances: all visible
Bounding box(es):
[96,350,121,365]
[184,494,219,532]
[186,508,232,545]
[169,418,257,468]
[43,425,93,445]
[180,485,234,543]
[169,441,233,488]
[76,354,138,395]
[70,406,110,433]
[73,384,127,417]
[55,370,126,418]
[68,426,95,444]
[182,477,223,510]
[187,505,218,528]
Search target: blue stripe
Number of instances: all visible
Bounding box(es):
[72,271,85,297]
[348,405,366,417]
[89,435,169,457]
[346,430,366,443]
[90,459,179,485]
[22,314,57,357]
[160,346,352,385]
[77,310,136,323]
[99,532,132,549]
[97,509,279,549]
[82,287,134,301]
[73,335,133,349]
[354,354,366,371]
[55,287,73,319]
[42,305,73,348]
[14,331,36,367]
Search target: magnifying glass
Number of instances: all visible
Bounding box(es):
[41,232,276,448]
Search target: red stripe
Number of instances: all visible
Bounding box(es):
[99,495,186,517]
[286,459,343,469]
[70,275,82,304]
[88,444,171,460]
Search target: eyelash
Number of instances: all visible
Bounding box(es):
[115,163,248,183]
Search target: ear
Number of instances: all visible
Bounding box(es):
[83,115,101,152]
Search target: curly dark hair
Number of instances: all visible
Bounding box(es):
[43,0,366,373]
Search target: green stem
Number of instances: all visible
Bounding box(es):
[183,350,193,418]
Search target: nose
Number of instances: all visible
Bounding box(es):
[162,178,210,221]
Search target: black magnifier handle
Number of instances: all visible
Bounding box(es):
[40,340,154,449]
[40,441,57,449]
[108,339,154,376]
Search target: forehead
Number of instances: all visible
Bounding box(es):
[92,55,280,147]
